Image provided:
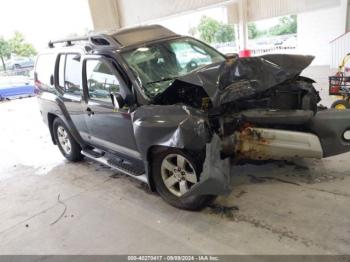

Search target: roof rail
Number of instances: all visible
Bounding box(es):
[48,34,119,48]
[48,36,89,48]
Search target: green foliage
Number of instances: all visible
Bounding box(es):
[248,15,297,40]
[197,16,221,43]
[269,15,297,36]
[0,37,11,70]
[248,23,258,39]
[196,16,235,44]
[0,32,36,71]
[215,24,235,43]
[194,14,297,43]
[9,31,37,57]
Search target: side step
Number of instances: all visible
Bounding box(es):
[81,150,148,184]
[82,148,105,158]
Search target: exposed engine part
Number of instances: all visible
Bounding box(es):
[223,127,323,160]
[153,80,211,109]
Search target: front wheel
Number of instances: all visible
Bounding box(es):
[152,148,216,210]
[53,118,83,162]
[331,99,350,110]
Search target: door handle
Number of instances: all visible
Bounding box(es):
[86,107,94,116]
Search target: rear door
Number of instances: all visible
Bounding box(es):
[81,56,140,160]
[56,53,89,137]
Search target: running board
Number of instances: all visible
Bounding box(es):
[81,150,148,184]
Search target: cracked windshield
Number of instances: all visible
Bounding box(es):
[121,37,225,97]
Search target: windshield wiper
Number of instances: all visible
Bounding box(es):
[146,77,178,85]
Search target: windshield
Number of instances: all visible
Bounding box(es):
[121,37,225,97]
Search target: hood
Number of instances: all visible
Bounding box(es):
[154,54,315,107]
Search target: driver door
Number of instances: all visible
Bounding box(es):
[82,56,140,160]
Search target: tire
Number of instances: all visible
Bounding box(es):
[53,117,83,162]
[331,99,350,110]
[151,148,216,211]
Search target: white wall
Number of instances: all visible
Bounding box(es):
[297,3,346,65]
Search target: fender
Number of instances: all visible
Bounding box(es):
[131,105,232,196]
[131,105,210,160]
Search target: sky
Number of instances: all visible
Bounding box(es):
[0,0,93,50]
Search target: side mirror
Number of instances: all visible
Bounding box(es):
[225,53,239,65]
[111,93,125,109]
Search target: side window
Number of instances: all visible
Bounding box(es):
[85,59,120,103]
[35,53,56,91]
[65,54,82,95]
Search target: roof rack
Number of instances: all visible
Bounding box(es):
[48,34,119,48]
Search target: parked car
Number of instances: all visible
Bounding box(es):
[5,56,34,70]
[35,25,350,210]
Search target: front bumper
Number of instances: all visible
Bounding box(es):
[182,109,350,197]
[308,109,350,157]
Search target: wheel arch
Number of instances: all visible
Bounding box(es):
[146,145,168,192]
[47,112,58,144]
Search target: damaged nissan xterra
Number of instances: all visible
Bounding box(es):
[35,25,350,210]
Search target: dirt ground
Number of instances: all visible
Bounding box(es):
[1,67,350,254]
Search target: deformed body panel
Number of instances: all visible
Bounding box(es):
[131,105,232,197]
[131,105,210,159]
[154,54,316,109]
[307,109,350,157]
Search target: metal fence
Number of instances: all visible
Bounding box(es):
[212,41,296,56]
[250,46,297,56]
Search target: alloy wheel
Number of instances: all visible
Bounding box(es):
[160,153,198,197]
[57,126,72,155]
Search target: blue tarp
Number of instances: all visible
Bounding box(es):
[0,85,35,99]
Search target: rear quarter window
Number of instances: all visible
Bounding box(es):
[64,54,82,95]
[35,53,56,91]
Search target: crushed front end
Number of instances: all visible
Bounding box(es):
[140,54,350,197]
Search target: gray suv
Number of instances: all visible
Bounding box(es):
[35,25,350,210]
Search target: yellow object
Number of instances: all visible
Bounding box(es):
[335,104,347,110]
[338,53,350,72]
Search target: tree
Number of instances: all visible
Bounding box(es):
[197,16,221,44]
[0,37,11,71]
[196,16,235,44]
[215,24,235,42]
[269,15,297,36]
[248,22,258,39]
[9,31,36,57]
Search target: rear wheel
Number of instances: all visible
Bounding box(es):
[331,99,350,110]
[152,148,216,210]
[53,118,83,162]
